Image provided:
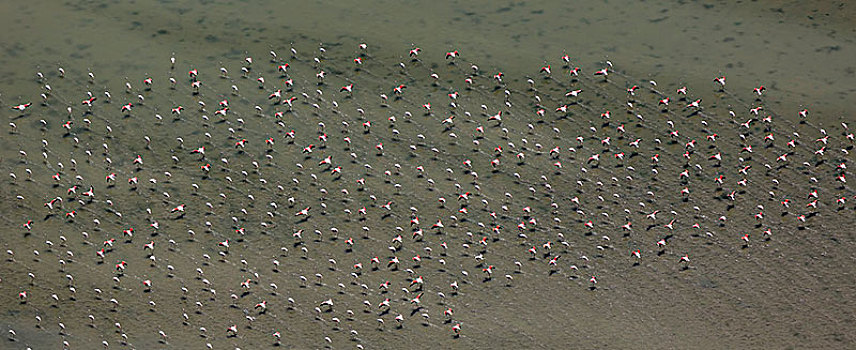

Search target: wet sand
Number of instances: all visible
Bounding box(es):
[0,1,853,349]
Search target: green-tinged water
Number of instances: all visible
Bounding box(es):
[0,1,853,349]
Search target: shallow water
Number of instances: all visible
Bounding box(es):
[0,1,853,349]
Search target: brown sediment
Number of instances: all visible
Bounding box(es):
[0,1,853,349]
